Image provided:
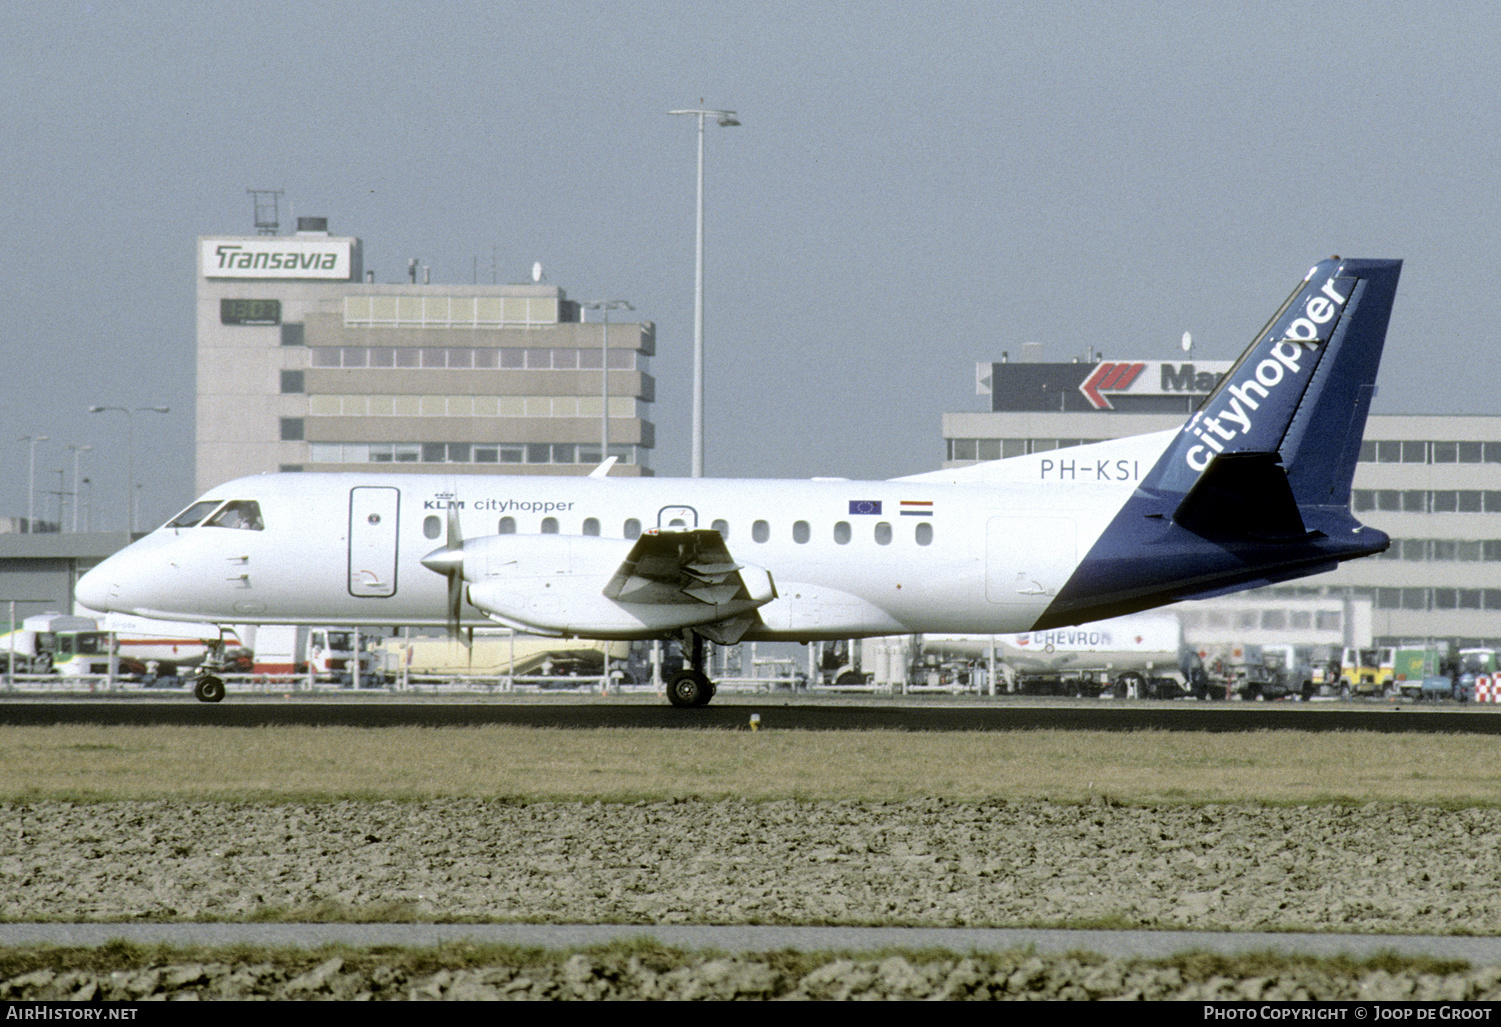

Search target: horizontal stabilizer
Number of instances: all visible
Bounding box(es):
[1171,452,1315,540]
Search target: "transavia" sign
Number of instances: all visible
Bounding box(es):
[200,238,354,280]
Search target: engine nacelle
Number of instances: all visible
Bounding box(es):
[458,533,774,638]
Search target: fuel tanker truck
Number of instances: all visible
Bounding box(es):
[917,613,1200,698]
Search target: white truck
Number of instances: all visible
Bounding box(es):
[243,625,385,685]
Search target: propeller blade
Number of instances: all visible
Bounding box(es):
[446,505,465,644]
[419,504,468,645]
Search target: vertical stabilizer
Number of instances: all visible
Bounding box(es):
[1141,257,1401,504]
[1033,257,1400,630]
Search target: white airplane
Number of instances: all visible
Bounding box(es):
[77,257,1401,706]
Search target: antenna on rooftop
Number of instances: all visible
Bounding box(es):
[247,189,284,236]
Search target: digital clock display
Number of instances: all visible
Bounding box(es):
[220,299,282,325]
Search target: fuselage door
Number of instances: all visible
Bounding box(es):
[349,486,400,597]
[657,505,698,531]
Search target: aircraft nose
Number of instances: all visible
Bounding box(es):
[75,561,118,613]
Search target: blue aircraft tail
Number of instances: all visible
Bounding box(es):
[1033,257,1401,630]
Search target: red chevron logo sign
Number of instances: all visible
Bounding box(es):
[1079,362,1147,410]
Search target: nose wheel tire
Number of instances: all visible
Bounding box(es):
[193,675,226,703]
[666,670,715,708]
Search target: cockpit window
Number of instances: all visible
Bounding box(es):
[204,500,264,531]
[165,500,223,528]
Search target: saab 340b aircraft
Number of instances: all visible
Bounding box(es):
[77,257,1401,705]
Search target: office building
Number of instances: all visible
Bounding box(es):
[196,218,655,496]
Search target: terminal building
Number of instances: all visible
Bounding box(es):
[945,356,1501,650]
[196,218,656,496]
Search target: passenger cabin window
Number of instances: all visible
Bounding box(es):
[915,522,933,546]
[752,520,770,543]
[834,521,851,544]
[711,519,729,539]
[499,516,516,534]
[165,500,221,529]
[583,517,600,536]
[624,518,642,540]
[423,515,441,540]
[205,500,263,530]
[541,517,559,534]
[793,520,810,544]
[874,521,892,545]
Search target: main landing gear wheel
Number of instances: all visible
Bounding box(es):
[666,670,715,708]
[193,675,226,703]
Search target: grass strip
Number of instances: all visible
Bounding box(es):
[0,725,1498,806]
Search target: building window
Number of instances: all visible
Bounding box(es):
[279,323,304,347]
[279,418,304,441]
[280,370,305,394]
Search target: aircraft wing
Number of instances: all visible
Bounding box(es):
[603,529,776,611]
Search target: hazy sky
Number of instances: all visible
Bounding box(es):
[3,1,1498,532]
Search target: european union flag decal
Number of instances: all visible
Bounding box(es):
[848,500,882,515]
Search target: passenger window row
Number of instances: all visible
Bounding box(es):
[420,514,935,546]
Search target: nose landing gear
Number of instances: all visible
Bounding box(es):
[192,674,226,703]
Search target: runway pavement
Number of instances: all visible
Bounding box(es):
[0,694,1498,732]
